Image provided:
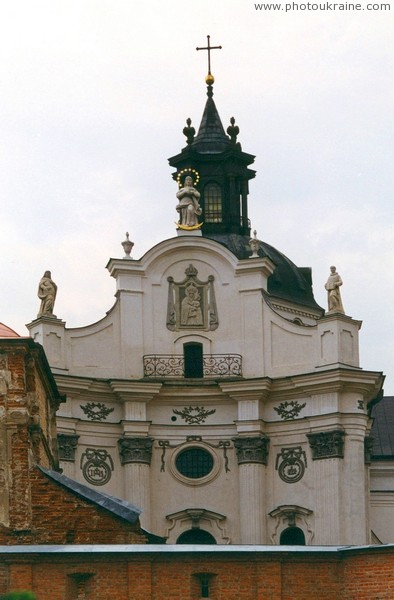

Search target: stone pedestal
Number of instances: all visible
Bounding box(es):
[26,316,66,368]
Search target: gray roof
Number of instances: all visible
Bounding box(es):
[371,396,394,458]
[38,465,141,523]
[206,233,324,312]
[0,544,392,555]
[192,95,230,154]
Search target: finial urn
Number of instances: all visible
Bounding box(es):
[121,232,134,259]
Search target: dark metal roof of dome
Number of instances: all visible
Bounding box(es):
[205,233,324,313]
[192,94,231,154]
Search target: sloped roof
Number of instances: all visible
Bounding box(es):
[192,95,230,154]
[371,396,394,458]
[0,322,20,337]
[38,465,142,523]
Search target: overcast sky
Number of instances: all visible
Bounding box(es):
[0,1,393,393]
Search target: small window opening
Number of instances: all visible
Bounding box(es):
[280,526,306,545]
[204,183,223,223]
[193,572,216,599]
[177,529,216,544]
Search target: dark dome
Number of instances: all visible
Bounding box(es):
[205,233,324,313]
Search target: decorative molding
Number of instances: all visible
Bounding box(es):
[275,446,307,483]
[357,400,365,411]
[172,406,216,424]
[80,448,114,486]
[307,430,345,460]
[80,402,114,421]
[233,436,269,465]
[268,505,314,545]
[166,507,230,544]
[274,400,306,421]
[118,437,154,465]
[158,436,231,474]
[57,433,79,461]
[269,301,319,320]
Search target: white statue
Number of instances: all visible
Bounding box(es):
[176,175,202,228]
[325,266,344,314]
[37,271,57,317]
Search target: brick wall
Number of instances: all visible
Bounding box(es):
[0,467,146,545]
[1,546,393,600]
[0,339,147,546]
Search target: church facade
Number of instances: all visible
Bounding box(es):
[27,72,386,547]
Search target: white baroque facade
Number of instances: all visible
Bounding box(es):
[27,78,384,546]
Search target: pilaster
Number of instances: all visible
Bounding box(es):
[233,435,269,543]
[118,437,154,531]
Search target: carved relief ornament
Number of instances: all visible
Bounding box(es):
[57,433,79,461]
[118,437,154,465]
[275,446,307,483]
[167,264,218,331]
[233,436,269,465]
[307,430,345,460]
[80,448,114,486]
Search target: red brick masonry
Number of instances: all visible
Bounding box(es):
[0,544,393,599]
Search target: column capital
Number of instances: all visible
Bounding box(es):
[118,437,154,465]
[57,433,79,461]
[307,429,345,459]
[232,435,269,465]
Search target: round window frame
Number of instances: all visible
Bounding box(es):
[169,443,221,486]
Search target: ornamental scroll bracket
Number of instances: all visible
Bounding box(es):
[166,264,218,331]
[158,436,231,473]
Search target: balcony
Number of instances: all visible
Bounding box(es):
[143,354,242,379]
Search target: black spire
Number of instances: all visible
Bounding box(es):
[168,55,256,236]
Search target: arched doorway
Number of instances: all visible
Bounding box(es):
[280,526,306,545]
[176,529,216,544]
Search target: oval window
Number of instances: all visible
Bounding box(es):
[175,447,214,479]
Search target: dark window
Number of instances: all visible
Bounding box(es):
[280,526,306,545]
[184,342,203,378]
[177,529,216,544]
[175,447,214,479]
[204,183,223,223]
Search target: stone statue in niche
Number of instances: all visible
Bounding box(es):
[167,264,218,331]
[176,175,202,229]
[325,265,344,314]
[37,270,57,317]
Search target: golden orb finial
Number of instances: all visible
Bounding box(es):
[205,73,215,85]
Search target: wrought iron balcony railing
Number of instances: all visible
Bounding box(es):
[143,354,242,378]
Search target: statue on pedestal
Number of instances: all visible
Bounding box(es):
[325,266,344,314]
[176,175,202,229]
[37,271,57,317]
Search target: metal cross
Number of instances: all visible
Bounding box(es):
[196,35,222,75]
